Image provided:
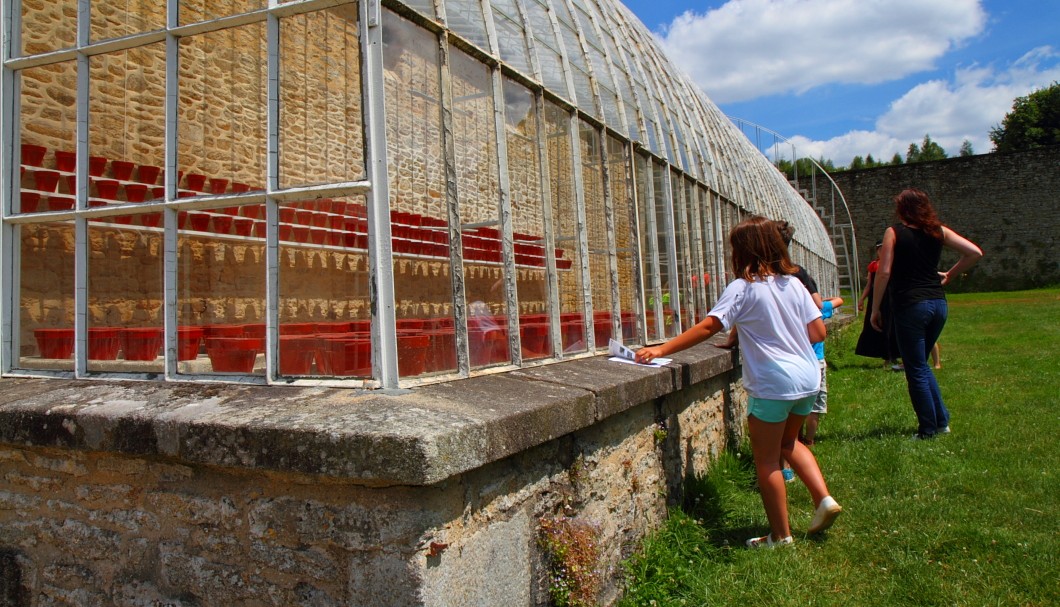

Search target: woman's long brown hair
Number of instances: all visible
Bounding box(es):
[894,187,943,240]
[729,215,798,281]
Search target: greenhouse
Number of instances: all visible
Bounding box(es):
[1,0,836,389]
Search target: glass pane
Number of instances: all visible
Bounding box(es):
[452,50,507,368]
[445,0,490,51]
[277,196,375,378]
[86,222,164,372]
[88,44,167,215]
[383,11,457,377]
[607,137,639,346]
[685,180,706,323]
[18,222,75,371]
[580,120,611,351]
[179,0,265,26]
[92,0,165,42]
[653,163,675,337]
[280,6,365,189]
[18,62,78,215]
[699,186,718,308]
[493,13,533,76]
[178,25,267,198]
[504,79,551,361]
[21,0,76,56]
[671,171,693,332]
[177,205,266,376]
[545,103,585,355]
[635,155,660,342]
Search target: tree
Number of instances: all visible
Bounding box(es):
[906,135,947,163]
[989,81,1060,152]
[849,155,864,170]
[959,140,975,157]
[865,154,876,167]
[890,153,903,165]
[906,142,920,163]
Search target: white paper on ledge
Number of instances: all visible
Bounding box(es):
[608,338,671,367]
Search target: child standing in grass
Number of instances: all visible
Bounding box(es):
[636,216,842,548]
[802,296,844,447]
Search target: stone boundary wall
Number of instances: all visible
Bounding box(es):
[803,146,1060,292]
[0,340,746,606]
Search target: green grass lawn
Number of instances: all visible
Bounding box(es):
[618,288,1060,607]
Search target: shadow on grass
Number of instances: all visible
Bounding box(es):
[824,423,912,443]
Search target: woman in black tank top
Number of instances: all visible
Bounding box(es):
[870,188,982,439]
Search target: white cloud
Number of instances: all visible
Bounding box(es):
[803,46,1060,165]
[658,0,987,104]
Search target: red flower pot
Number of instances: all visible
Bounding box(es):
[593,319,612,347]
[321,336,372,376]
[309,228,327,245]
[33,328,74,359]
[21,144,47,167]
[140,212,162,228]
[242,324,266,338]
[278,224,293,241]
[208,178,229,194]
[253,222,266,238]
[54,150,76,172]
[20,191,40,213]
[397,334,429,376]
[206,337,264,373]
[211,214,233,234]
[280,336,319,375]
[188,212,210,232]
[185,173,207,191]
[279,322,317,335]
[232,217,253,236]
[177,327,204,360]
[241,204,263,219]
[88,156,107,177]
[279,207,296,223]
[47,196,74,211]
[468,328,508,366]
[150,187,165,200]
[122,327,163,361]
[520,322,551,358]
[311,213,329,228]
[230,182,251,193]
[88,327,122,360]
[111,160,135,181]
[424,329,456,373]
[203,324,246,339]
[124,183,148,202]
[295,209,313,225]
[33,170,60,193]
[137,165,161,184]
[95,179,120,200]
[291,226,309,243]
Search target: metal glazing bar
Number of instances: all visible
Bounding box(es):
[572,117,595,350]
[264,12,281,383]
[660,168,679,333]
[363,0,398,387]
[492,68,521,365]
[72,1,89,377]
[535,95,562,358]
[162,2,180,378]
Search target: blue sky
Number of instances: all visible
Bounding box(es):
[619,0,1060,166]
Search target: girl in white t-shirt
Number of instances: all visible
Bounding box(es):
[636,216,842,548]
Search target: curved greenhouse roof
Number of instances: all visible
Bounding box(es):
[393,0,834,257]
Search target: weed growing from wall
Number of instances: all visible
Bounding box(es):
[538,516,602,607]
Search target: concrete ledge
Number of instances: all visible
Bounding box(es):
[0,340,737,486]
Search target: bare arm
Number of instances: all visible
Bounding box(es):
[939,226,983,285]
[635,316,724,364]
[807,317,827,343]
[870,227,896,331]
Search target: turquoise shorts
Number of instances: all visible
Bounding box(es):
[748,395,816,423]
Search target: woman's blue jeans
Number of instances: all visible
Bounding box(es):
[893,298,949,436]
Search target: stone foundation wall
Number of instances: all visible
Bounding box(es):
[0,343,746,606]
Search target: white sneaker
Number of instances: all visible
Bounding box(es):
[746,534,794,549]
[808,496,842,534]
